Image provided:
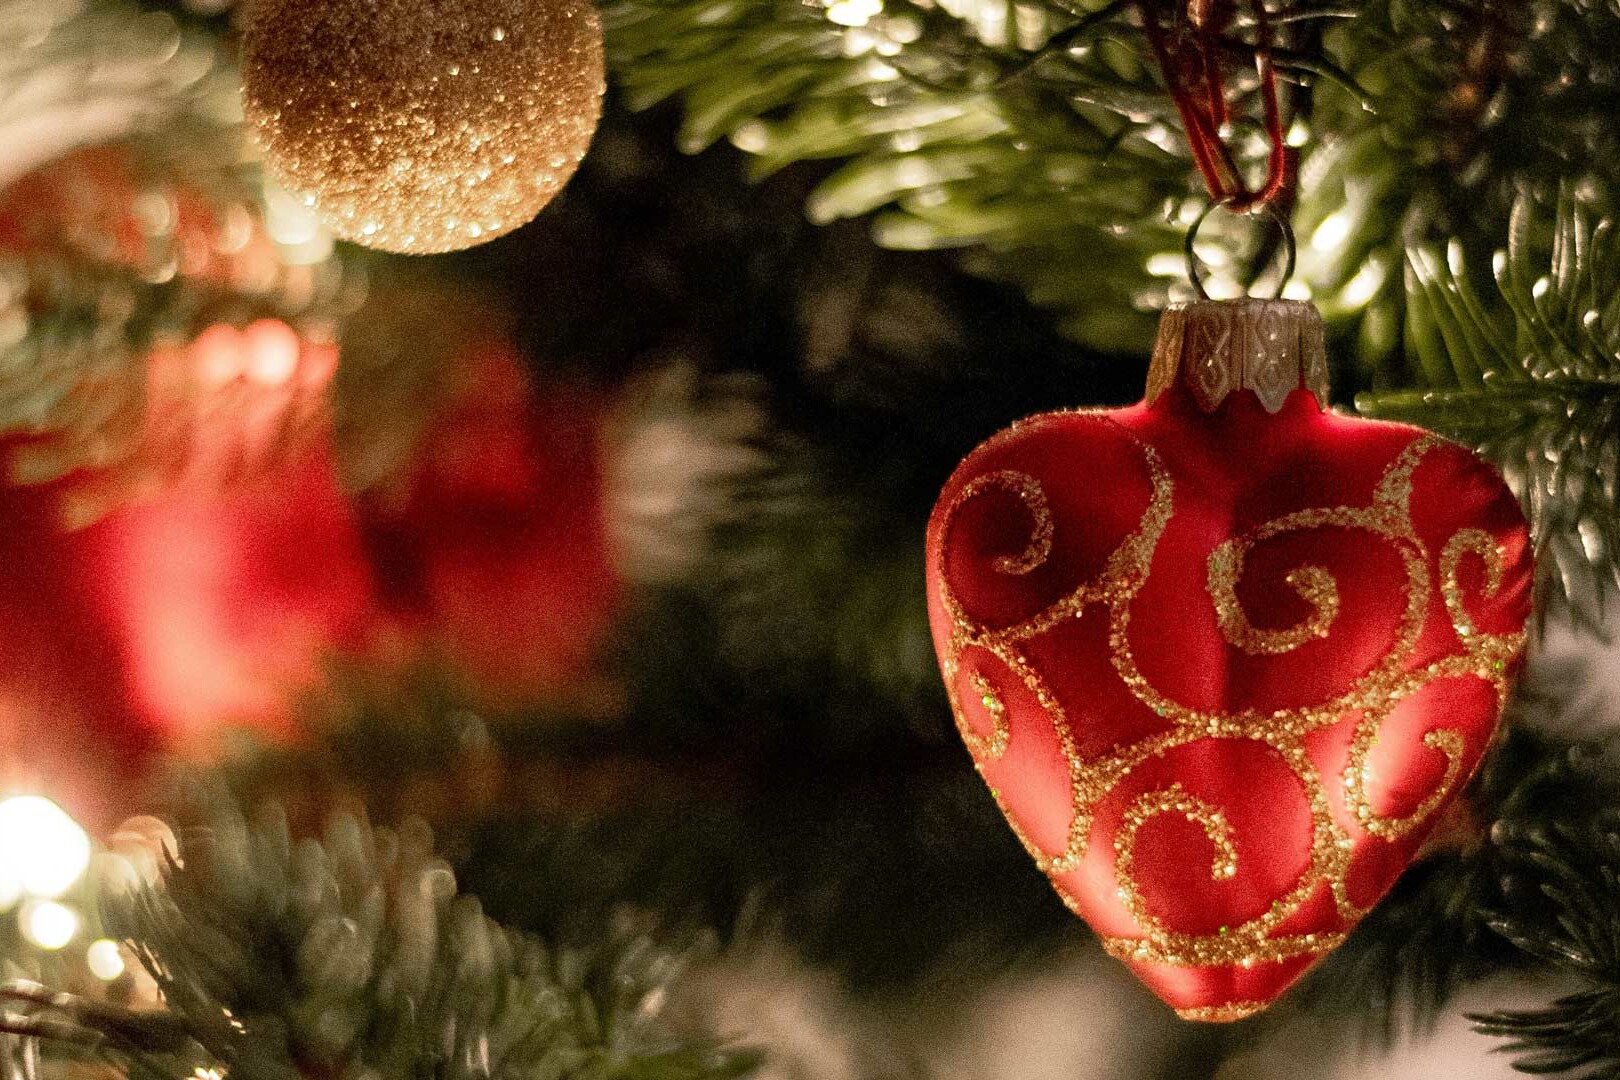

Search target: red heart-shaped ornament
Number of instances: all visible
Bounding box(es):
[925,299,1532,1021]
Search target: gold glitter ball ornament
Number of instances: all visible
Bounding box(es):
[243,0,605,255]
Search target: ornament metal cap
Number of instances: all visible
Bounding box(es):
[1146,298,1329,414]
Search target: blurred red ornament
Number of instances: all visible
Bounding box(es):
[0,151,619,813]
[926,299,1532,1021]
[2,317,367,795]
[356,346,621,706]
[65,329,620,748]
[76,444,373,747]
[0,331,621,821]
[0,477,153,831]
[0,140,355,822]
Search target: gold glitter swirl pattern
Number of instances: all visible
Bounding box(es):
[961,672,1011,759]
[934,421,1527,974]
[938,435,1175,876]
[1208,541,1340,654]
[954,470,1055,575]
[1114,785,1238,938]
[1337,528,1518,843]
[1108,437,1443,741]
[1442,529,1506,641]
[1346,728,1467,841]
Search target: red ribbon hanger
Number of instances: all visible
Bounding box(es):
[1142,0,1294,212]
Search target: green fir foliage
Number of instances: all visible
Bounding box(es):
[606,0,1210,351]
[16,803,755,1080]
[1296,0,1620,377]
[1357,193,1620,625]
[1471,809,1620,1077]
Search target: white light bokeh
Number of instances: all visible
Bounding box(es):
[20,899,80,950]
[243,319,302,385]
[87,938,128,981]
[0,795,92,898]
[264,181,336,265]
[1310,210,1352,254]
[826,0,883,28]
[1341,259,1387,307]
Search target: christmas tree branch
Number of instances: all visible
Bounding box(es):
[1469,810,1620,1076]
[604,0,1620,365]
[1357,192,1620,627]
[603,0,1328,351]
[0,0,361,510]
[31,802,761,1080]
[1293,0,1620,378]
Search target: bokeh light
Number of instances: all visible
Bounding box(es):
[243,319,301,384]
[19,899,80,950]
[87,938,128,980]
[0,795,92,898]
[101,815,180,893]
[192,323,248,385]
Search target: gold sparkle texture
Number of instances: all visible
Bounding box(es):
[243,0,605,254]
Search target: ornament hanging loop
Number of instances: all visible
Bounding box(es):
[1143,0,1295,213]
[1184,197,1295,301]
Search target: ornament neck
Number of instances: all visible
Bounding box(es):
[1145,298,1329,414]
